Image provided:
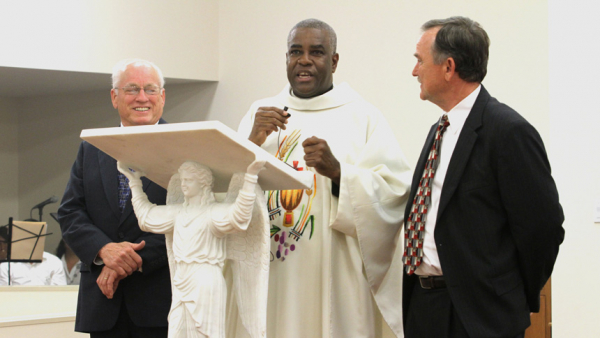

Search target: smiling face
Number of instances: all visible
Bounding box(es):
[111,64,165,126]
[286,27,339,98]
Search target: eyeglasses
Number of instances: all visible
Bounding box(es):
[117,85,162,96]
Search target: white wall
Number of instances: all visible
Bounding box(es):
[0,0,219,81]
[549,1,600,337]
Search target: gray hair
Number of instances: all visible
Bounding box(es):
[111,58,165,89]
[178,161,215,205]
[422,16,490,83]
[288,18,337,54]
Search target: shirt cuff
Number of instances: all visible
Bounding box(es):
[93,255,104,266]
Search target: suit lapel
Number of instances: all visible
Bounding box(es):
[437,86,490,219]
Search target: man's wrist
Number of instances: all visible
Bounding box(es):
[331,165,341,185]
[95,243,111,265]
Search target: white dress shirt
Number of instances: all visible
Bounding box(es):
[416,85,481,276]
[61,255,82,285]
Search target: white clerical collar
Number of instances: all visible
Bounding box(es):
[445,85,481,136]
[288,84,335,98]
[278,82,360,111]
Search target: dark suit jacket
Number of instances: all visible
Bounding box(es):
[58,119,171,333]
[402,87,564,338]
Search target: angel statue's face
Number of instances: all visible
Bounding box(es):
[180,171,203,198]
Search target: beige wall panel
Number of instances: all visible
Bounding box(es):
[0,98,19,223]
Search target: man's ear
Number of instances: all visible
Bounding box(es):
[444,57,456,81]
[111,89,118,109]
[332,53,339,73]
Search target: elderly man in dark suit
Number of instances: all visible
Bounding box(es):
[58,59,171,338]
[402,17,565,338]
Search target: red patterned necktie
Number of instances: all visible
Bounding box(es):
[403,114,450,275]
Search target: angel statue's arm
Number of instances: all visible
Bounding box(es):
[211,157,266,236]
[117,161,176,234]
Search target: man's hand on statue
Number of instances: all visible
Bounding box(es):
[98,241,145,278]
[97,266,123,299]
[248,106,290,146]
[302,136,341,185]
[117,161,145,181]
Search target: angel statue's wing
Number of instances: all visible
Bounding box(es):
[164,172,184,283]
[225,172,270,338]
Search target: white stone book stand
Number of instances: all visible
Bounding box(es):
[80,120,313,192]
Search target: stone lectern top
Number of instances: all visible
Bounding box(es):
[80,121,312,192]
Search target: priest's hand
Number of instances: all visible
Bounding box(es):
[98,241,145,277]
[97,266,123,299]
[303,136,341,185]
[249,106,291,146]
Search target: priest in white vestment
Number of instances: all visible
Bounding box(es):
[238,19,411,338]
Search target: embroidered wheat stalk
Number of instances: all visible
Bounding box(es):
[278,129,301,160]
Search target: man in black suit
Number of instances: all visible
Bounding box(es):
[58,59,171,337]
[402,17,565,338]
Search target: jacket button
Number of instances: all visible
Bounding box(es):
[118,232,125,239]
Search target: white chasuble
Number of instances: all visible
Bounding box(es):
[238,83,411,338]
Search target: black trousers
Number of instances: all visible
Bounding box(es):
[90,301,168,338]
[405,280,525,338]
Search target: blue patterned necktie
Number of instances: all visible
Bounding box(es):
[118,172,131,212]
[402,114,450,275]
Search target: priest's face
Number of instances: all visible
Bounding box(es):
[286,27,339,98]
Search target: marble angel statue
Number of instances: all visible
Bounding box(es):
[117,158,269,338]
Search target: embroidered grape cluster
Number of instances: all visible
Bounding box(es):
[273,231,296,261]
